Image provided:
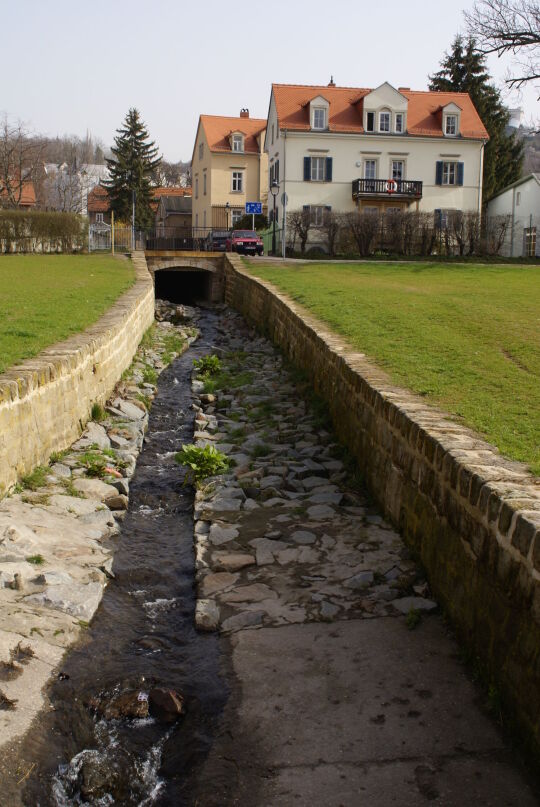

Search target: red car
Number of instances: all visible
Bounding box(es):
[226,229,264,256]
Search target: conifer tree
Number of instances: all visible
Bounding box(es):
[429,36,523,201]
[105,108,161,228]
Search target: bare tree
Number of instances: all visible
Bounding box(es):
[464,0,540,94]
[321,210,341,256]
[0,115,45,208]
[287,209,312,254]
[482,213,512,253]
[343,211,380,257]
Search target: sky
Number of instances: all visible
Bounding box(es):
[1,0,538,162]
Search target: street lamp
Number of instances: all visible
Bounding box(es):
[270,179,279,255]
[225,201,230,231]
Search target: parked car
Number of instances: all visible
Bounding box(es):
[206,230,231,252]
[225,230,264,256]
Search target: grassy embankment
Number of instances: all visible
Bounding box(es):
[0,254,134,373]
[246,260,540,475]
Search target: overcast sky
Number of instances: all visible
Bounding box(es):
[2,0,538,162]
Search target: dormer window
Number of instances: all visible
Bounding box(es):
[366,112,375,132]
[395,113,404,133]
[232,134,244,152]
[379,111,390,132]
[445,115,457,136]
[313,108,326,130]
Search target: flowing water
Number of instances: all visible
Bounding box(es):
[21,310,229,806]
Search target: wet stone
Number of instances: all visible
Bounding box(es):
[290,530,317,545]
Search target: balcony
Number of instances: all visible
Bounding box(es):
[352,178,423,200]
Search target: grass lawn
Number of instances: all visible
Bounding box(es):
[246,260,540,475]
[0,254,134,374]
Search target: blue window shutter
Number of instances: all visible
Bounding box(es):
[325,157,333,182]
[457,162,464,186]
[434,208,442,227]
[435,162,443,185]
[303,204,310,212]
[304,157,311,181]
[276,160,279,183]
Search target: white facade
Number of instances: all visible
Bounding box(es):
[486,174,540,257]
[265,83,486,229]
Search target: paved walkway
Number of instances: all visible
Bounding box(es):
[187,311,539,806]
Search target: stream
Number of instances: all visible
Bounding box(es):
[20,309,229,806]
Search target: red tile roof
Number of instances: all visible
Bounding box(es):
[152,186,192,199]
[0,179,36,207]
[87,184,109,213]
[272,84,489,140]
[199,114,266,154]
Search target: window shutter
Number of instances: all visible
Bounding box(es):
[304,157,311,181]
[303,204,310,212]
[434,208,442,228]
[324,205,332,211]
[275,160,279,183]
[435,162,443,185]
[325,157,333,182]
[457,162,464,186]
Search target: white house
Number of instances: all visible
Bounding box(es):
[264,81,488,229]
[486,173,540,257]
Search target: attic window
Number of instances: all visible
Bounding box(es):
[313,108,326,130]
[366,112,375,132]
[232,134,244,152]
[379,111,390,132]
[445,115,457,136]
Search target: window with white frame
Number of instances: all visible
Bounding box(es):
[232,208,242,226]
[364,159,377,179]
[232,134,244,152]
[391,160,404,181]
[203,173,207,195]
[309,205,325,226]
[516,191,521,206]
[231,171,244,192]
[313,108,326,130]
[442,162,457,185]
[96,212,104,223]
[395,113,404,133]
[311,156,326,181]
[379,111,390,132]
[199,142,204,160]
[445,115,457,136]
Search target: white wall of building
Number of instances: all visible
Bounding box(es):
[487,175,540,257]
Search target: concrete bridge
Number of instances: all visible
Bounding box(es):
[144,250,226,304]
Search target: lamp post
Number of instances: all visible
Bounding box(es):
[225,201,230,232]
[270,179,279,255]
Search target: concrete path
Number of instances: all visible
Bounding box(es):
[188,311,539,806]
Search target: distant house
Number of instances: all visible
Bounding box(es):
[264,81,488,228]
[192,110,268,229]
[150,186,192,214]
[155,194,192,232]
[87,184,111,225]
[0,179,37,209]
[487,173,540,257]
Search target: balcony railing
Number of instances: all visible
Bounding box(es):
[352,178,423,199]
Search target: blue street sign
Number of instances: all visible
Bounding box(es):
[245,202,262,215]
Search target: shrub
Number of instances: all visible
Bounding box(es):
[174,444,230,485]
[193,354,221,378]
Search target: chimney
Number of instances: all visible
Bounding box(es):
[328,76,335,86]
[240,108,249,118]
[398,87,410,92]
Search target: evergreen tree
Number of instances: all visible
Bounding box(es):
[105,109,161,228]
[429,36,523,202]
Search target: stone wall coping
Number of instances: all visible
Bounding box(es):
[0,252,152,407]
[225,254,540,577]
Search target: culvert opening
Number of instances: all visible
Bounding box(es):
[154,269,212,305]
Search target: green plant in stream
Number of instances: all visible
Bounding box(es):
[193,354,221,378]
[174,444,231,485]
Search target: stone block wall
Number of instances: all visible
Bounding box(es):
[224,253,540,757]
[0,251,155,496]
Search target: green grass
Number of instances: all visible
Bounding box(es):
[0,255,134,373]
[248,261,540,475]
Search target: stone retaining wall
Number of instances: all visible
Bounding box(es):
[0,251,155,496]
[224,253,540,758]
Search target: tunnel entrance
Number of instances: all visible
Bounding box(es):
[154,269,212,305]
